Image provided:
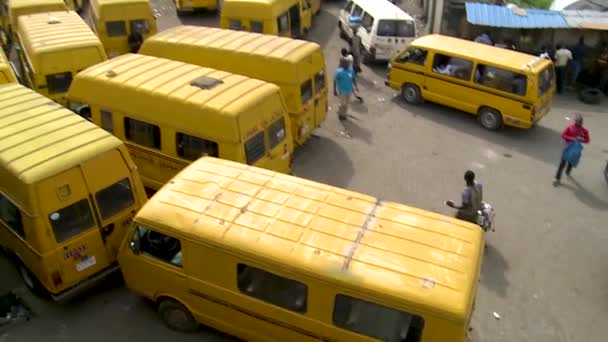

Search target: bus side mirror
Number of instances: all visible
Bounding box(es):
[129,239,141,254]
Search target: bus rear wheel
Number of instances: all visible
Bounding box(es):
[478,107,502,130]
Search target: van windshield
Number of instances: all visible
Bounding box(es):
[377,20,415,37]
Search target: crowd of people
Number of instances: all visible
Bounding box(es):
[474,33,608,96]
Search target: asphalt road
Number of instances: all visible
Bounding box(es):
[2,1,608,342]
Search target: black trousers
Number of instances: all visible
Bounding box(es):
[555,159,573,180]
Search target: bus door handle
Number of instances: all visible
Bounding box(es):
[522,104,531,109]
[101,223,115,242]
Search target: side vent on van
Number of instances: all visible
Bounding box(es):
[190,76,223,90]
[47,16,62,25]
[105,70,117,78]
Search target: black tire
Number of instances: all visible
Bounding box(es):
[17,261,49,299]
[158,299,198,333]
[477,107,503,130]
[401,84,422,105]
[604,162,608,184]
[578,88,602,105]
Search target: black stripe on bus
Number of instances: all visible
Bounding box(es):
[391,64,535,106]
[188,289,338,342]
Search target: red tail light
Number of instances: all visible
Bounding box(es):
[51,271,62,287]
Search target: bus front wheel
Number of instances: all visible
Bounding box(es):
[401,84,422,105]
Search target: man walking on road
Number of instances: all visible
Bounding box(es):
[334,57,354,121]
[554,114,590,185]
[554,44,572,94]
[341,48,363,102]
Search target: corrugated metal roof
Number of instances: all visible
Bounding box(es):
[561,9,608,29]
[465,3,570,28]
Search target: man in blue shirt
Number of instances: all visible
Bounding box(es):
[334,57,354,121]
[569,36,586,88]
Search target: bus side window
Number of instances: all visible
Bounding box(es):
[0,193,25,238]
[333,294,425,342]
[236,263,307,313]
[398,48,427,66]
[176,132,219,161]
[432,53,473,81]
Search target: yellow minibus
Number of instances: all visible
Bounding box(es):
[15,11,107,105]
[118,156,484,341]
[88,0,158,58]
[140,25,327,146]
[3,0,68,48]
[220,0,312,38]
[386,34,555,130]
[0,83,147,302]
[66,53,294,191]
[0,48,16,83]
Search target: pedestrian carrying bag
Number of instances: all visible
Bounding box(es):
[562,140,583,167]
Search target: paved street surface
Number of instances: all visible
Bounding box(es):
[2,1,608,341]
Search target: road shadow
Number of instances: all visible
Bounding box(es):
[390,96,565,165]
[177,10,219,27]
[293,134,353,188]
[480,243,509,298]
[342,117,372,144]
[308,6,340,49]
[558,177,608,210]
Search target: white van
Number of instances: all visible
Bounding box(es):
[338,0,417,63]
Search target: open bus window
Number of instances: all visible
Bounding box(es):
[333,294,425,342]
[176,132,219,161]
[237,264,307,313]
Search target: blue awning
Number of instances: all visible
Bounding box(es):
[465,3,570,29]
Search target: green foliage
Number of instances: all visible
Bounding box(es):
[508,0,554,9]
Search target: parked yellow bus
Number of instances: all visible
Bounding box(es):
[220,0,312,38]
[140,25,327,146]
[0,48,16,83]
[118,156,484,341]
[174,0,218,13]
[15,11,107,105]
[386,34,555,130]
[0,83,147,302]
[88,0,157,58]
[66,53,294,191]
[2,0,68,48]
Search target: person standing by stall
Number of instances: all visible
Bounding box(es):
[554,44,572,94]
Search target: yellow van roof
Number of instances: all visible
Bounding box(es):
[137,157,484,320]
[0,84,123,209]
[412,34,551,73]
[17,11,102,59]
[143,25,321,66]
[0,50,17,84]
[67,53,282,143]
[222,0,291,17]
[8,0,68,29]
[8,0,66,11]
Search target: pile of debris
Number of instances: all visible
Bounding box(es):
[0,291,31,333]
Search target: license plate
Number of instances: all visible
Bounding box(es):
[76,256,96,272]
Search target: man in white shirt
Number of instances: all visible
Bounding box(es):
[554,44,572,94]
